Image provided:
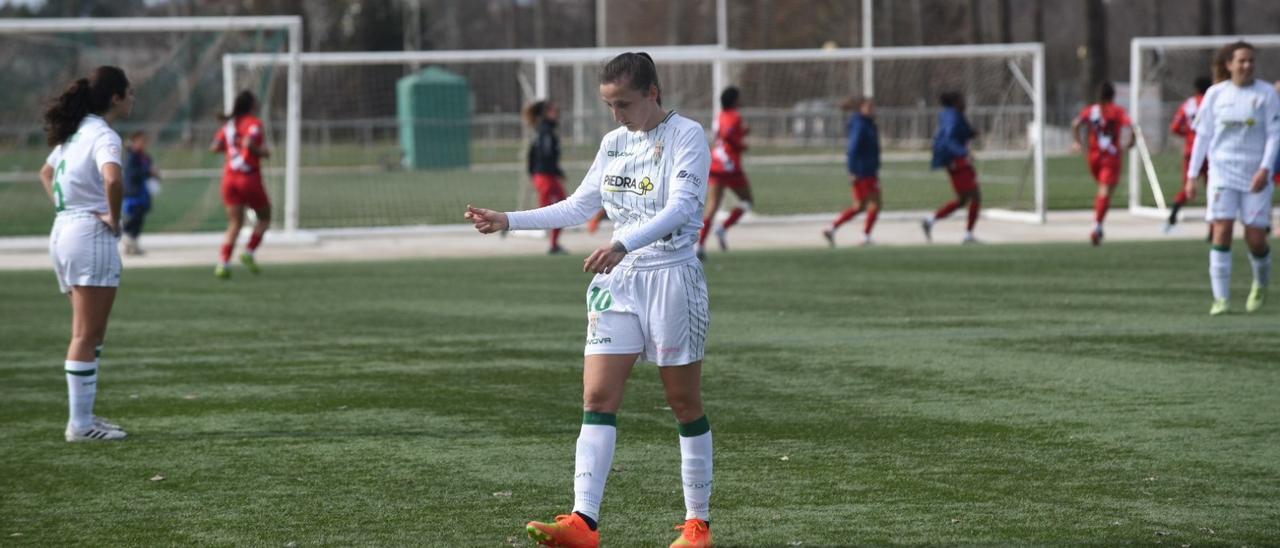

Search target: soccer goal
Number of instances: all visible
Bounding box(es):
[226,42,1045,233]
[1128,34,1280,219]
[0,16,301,239]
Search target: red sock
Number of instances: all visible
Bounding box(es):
[220,243,233,263]
[966,199,981,231]
[934,200,961,219]
[1173,190,1188,205]
[550,228,561,248]
[698,219,713,245]
[1094,195,1110,224]
[832,207,860,229]
[247,232,264,252]
[723,207,745,230]
[864,207,879,235]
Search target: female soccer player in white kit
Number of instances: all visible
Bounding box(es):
[1186,41,1280,315]
[466,52,714,548]
[39,66,134,441]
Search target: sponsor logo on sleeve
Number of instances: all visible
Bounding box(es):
[607,150,633,157]
[676,170,703,186]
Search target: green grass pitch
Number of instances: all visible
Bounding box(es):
[0,147,1201,237]
[1,240,1277,545]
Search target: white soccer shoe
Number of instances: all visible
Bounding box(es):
[93,416,122,430]
[66,422,127,442]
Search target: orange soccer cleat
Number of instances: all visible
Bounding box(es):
[670,519,713,547]
[526,513,600,548]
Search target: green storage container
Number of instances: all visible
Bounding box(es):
[397,67,471,169]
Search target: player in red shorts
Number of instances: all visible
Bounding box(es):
[1165,76,1213,232]
[211,90,271,278]
[1071,82,1133,246]
[524,99,569,254]
[921,92,980,244]
[698,87,752,260]
[823,96,880,247]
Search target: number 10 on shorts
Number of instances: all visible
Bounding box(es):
[588,287,613,312]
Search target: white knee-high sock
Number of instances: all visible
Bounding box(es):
[572,413,617,523]
[678,416,713,521]
[1250,248,1271,287]
[65,360,97,430]
[1210,246,1232,300]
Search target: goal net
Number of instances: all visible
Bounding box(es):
[1129,34,1280,218]
[0,17,299,239]
[226,43,1044,233]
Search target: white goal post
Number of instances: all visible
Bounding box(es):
[227,42,1046,230]
[0,16,302,230]
[1128,34,1280,218]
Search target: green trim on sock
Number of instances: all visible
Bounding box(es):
[1211,244,1231,252]
[678,415,711,437]
[582,411,616,426]
[65,368,96,377]
[1252,247,1271,259]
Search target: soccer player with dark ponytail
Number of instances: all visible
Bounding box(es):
[40,66,134,441]
[211,90,272,279]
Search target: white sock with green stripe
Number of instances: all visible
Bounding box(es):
[1211,245,1232,300]
[65,360,97,430]
[678,416,713,521]
[572,412,616,524]
[1250,247,1271,287]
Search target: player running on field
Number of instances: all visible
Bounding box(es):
[1165,77,1213,231]
[1186,41,1280,315]
[211,91,271,279]
[525,99,570,254]
[1071,82,1134,246]
[39,66,134,442]
[466,52,714,548]
[922,91,980,243]
[122,130,159,255]
[823,96,881,247]
[698,86,752,260]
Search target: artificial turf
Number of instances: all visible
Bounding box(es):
[1,240,1276,545]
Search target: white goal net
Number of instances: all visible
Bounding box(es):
[226,43,1044,233]
[0,17,300,239]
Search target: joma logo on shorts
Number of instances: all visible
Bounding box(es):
[603,174,654,195]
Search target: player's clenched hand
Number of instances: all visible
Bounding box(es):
[465,205,508,234]
[1250,169,1270,193]
[583,242,627,274]
[97,212,121,237]
[1183,178,1198,201]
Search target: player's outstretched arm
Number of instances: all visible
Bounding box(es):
[465,205,509,234]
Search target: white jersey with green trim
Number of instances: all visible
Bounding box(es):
[507,111,710,257]
[44,114,122,214]
[1188,79,1280,191]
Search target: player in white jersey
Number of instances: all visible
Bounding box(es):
[1185,41,1280,315]
[38,66,134,441]
[466,52,714,548]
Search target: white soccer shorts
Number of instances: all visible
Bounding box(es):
[1205,184,1275,228]
[583,256,709,366]
[49,211,122,294]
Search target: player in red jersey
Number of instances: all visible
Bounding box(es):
[1071,82,1133,246]
[1165,76,1213,232]
[697,87,752,260]
[211,91,271,278]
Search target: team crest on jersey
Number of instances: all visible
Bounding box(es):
[653,140,664,163]
[603,174,655,196]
